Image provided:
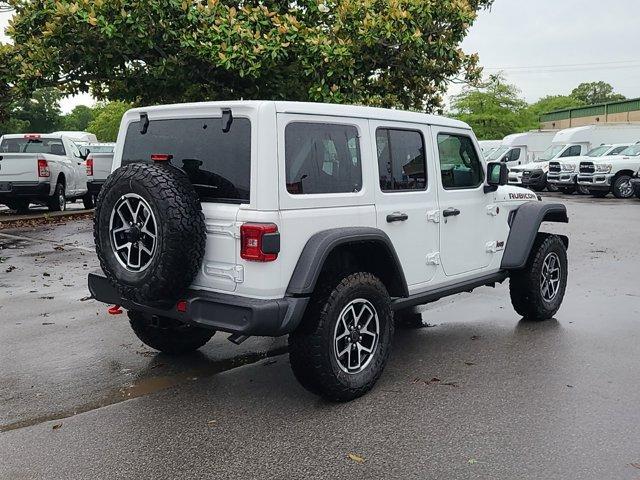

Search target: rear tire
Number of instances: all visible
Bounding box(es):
[128,311,214,354]
[395,308,425,329]
[289,272,394,402]
[589,190,608,198]
[509,234,567,321]
[48,183,66,212]
[612,175,634,199]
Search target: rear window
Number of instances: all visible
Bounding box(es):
[121,117,251,203]
[0,138,66,155]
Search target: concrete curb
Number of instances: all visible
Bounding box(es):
[0,209,94,231]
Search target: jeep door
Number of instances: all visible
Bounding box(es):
[370,121,440,288]
[432,128,495,276]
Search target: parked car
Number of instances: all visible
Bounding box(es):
[548,144,632,194]
[81,143,116,201]
[89,101,569,401]
[0,133,93,212]
[512,124,640,192]
[577,143,640,198]
[488,131,557,175]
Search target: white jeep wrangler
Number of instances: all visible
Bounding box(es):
[89,101,569,401]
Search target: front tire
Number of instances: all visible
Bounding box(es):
[289,272,394,402]
[82,192,95,209]
[509,234,568,321]
[589,190,608,198]
[6,199,30,213]
[128,311,215,355]
[612,175,634,199]
[48,183,66,212]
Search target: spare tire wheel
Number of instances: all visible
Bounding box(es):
[94,162,206,306]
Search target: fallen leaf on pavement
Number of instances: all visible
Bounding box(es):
[464,362,476,366]
[347,453,365,464]
[468,458,478,465]
[80,296,93,302]
[52,422,62,430]
[40,296,55,300]
[53,245,65,251]
[6,265,16,273]
[42,322,55,326]
[207,420,218,426]
[43,272,50,277]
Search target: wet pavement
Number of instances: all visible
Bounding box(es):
[1,194,639,479]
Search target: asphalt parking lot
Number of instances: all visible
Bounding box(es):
[1,194,639,480]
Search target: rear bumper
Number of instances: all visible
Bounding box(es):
[0,181,50,201]
[88,272,309,337]
[87,180,105,196]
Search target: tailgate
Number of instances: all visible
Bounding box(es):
[92,153,114,181]
[191,203,241,293]
[0,154,39,183]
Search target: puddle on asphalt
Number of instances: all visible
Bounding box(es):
[0,346,288,433]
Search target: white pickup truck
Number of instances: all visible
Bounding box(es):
[77,143,115,201]
[577,144,640,198]
[0,133,94,212]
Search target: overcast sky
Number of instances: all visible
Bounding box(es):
[2,0,640,112]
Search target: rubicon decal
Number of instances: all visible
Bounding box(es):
[508,192,538,200]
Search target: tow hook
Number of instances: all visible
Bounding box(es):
[108,305,123,315]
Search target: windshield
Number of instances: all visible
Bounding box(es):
[586,146,610,157]
[0,137,66,155]
[620,144,640,157]
[538,145,564,161]
[486,146,508,161]
[121,117,251,203]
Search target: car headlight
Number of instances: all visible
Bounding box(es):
[561,164,575,172]
[595,164,612,173]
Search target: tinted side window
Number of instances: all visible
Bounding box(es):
[560,145,582,158]
[437,134,484,189]
[610,146,627,155]
[376,128,427,191]
[508,148,521,162]
[285,122,362,195]
[122,118,251,203]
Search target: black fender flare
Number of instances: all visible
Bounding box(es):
[501,201,569,270]
[286,227,409,298]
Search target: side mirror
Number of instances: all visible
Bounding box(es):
[485,162,508,192]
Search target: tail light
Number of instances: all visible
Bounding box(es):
[86,156,94,176]
[37,157,50,177]
[240,223,279,262]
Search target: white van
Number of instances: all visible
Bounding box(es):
[478,140,502,158]
[487,131,557,170]
[510,124,640,192]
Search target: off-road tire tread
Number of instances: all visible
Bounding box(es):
[94,163,205,304]
[289,272,394,402]
[509,234,567,321]
[82,192,95,209]
[128,311,214,354]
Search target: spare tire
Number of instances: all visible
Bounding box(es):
[94,162,206,306]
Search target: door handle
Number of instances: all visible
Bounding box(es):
[386,212,409,223]
[442,208,461,218]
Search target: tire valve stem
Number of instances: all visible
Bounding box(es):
[108,305,123,315]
